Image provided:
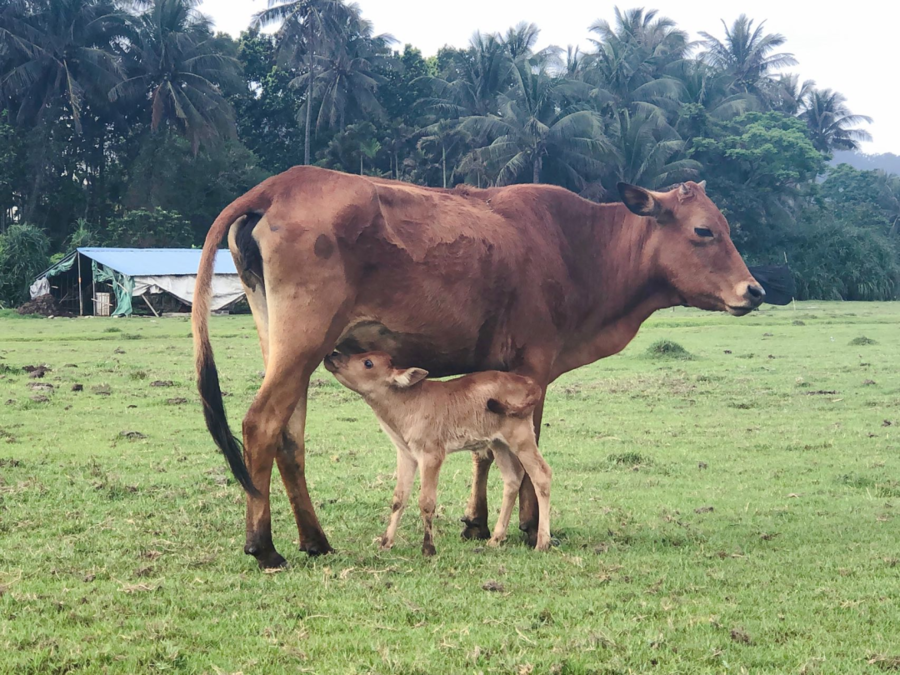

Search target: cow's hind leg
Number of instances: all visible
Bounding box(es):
[241,370,305,569]
[278,391,333,557]
[461,449,493,540]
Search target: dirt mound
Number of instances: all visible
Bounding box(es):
[17,294,72,317]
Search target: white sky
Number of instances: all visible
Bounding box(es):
[199,0,898,155]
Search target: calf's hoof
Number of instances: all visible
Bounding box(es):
[487,535,505,548]
[379,535,393,551]
[460,516,491,541]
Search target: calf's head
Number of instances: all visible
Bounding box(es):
[323,351,429,397]
[618,181,764,316]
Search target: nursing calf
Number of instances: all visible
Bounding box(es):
[324,351,553,554]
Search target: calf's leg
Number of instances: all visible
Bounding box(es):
[381,447,417,550]
[488,446,525,547]
[517,396,546,547]
[418,451,444,557]
[509,431,553,551]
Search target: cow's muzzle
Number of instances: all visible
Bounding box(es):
[726,281,766,315]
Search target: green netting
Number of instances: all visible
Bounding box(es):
[92,260,134,317]
[41,251,78,278]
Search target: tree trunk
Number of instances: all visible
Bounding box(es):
[533,155,542,184]
[442,143,447,189]
[890,216,899,238]
[360,151,364,175]
[304,58,315,166]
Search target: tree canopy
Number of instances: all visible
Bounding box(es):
[0,0,896,305]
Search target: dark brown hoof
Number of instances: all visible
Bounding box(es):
[254,550,287,570]
[460,516,491,541]
[299,539,334,557]
[519,520,539,549]
[422,543,436,557]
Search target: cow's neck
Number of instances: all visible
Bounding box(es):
[554,201,678,377]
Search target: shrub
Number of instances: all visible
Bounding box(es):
[0,223,50,307]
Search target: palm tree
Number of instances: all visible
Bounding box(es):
[296,17,393,133]
[420,31,513,120]
[461,64,615,188]
[111,0,241,153]
[253,0,358,164]
[417,119,467,188]
[699,15,797,96]
[584,7,688,114]
[799,88,872,153]
[502,22,540,62]
[0,0,125,131]
[605,108,700,188]
[768,73,815,115]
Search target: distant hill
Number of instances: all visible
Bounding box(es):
[831,151,900,176]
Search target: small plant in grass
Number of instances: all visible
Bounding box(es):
[644,340,693,360]
[849,336,877,346]
[607,452,651,466]
[122,333,144,340]
[104,327,122,333]
[129,370,148,381]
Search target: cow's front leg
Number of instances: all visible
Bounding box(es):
[461,448,493,540]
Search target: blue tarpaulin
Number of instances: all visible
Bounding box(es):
[75,248,237,276]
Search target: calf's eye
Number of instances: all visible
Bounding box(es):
[364,359,373,369]
[694,227,714,238]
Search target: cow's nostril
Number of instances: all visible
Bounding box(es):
[746,284,764,299]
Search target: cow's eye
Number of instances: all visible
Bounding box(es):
[694,227,714,238]
[363,359,373,369]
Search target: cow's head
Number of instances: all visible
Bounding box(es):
[618,180,764,316]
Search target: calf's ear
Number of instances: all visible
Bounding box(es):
[618,182,663,218]
[391,367,429,388]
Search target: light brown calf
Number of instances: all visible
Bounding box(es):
[323,351,553,554]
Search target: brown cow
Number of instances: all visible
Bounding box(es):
[323,351,551,554]
[192,166,764,569]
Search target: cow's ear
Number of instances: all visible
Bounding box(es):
[391,367,429,388]
[618,183,662,218]
[697,180,707,192]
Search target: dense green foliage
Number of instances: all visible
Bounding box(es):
[1,304,899,672]
[1,1,897,300]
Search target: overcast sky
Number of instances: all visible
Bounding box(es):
[198,0,897,155]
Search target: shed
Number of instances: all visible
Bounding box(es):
[30,247,244,316]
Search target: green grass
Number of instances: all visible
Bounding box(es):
[1,303,899,674]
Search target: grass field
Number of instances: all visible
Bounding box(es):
[1,302,898,674]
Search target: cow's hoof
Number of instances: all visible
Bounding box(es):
[460,516,491,541]
[256,550,288,570]
[519,521,538,549]
[422,543,436,557]
[299,538,334,557]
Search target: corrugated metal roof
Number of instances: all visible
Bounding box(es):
[77,248,237,276]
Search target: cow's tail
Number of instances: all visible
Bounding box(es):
[192,191,270,497]
[486,379,542,418]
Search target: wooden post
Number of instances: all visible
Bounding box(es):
[91,267,96,317]
[142,294,160,317]
[77,253,84,316]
